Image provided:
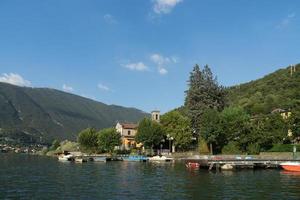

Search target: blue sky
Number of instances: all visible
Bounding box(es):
[0,0,299,113]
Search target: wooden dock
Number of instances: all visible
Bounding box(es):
[184,159,300,171]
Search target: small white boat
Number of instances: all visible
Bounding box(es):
[75,157,87,163]
[58,154,74,162]
[149,155,173,162]
[221,164,234,170]
[93,157,107,162]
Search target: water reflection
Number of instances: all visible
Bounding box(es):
[1,154,300,200]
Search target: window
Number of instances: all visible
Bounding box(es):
[156,114,158,120]
[128,130,131,135]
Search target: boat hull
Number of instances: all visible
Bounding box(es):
[280,162,300,172]
[281,165,300,172]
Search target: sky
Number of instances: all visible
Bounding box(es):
[0,0,299,113]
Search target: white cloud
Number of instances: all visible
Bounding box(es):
[62,84,74,92]
[158,67,168,75]
[104,14,117,24]
[151,53,173,65]
[153,0,183,14]
[276,12,296,29]
[97,83,110,92]
[150,53,178,75]
[123,62,149,71]
[0,73,31,87]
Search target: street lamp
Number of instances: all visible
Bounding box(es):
[160,139,165,155]
[167,134,174,154]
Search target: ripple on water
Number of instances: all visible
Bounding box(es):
[1,154,300,200]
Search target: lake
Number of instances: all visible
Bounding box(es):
[1,154,300,200]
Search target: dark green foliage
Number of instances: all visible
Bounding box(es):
[160,111,193,150]
[222,141,242,154]
[97,128,121,153]
[185,64,226,137]
[249,113,288,152]
[200,109,224,153]
[247,143,260,155]
[0,82,148,144]
[77,128,99,152]
[227,64,300,114]
[289,110,300,140]
[135,118,165,149]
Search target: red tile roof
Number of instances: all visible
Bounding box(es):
[120,123,138,129]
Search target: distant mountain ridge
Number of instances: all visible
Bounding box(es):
[0,82,148,144]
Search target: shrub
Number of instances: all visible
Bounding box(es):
[222,141,242,154]
[198,138,210,154]
[247,143,260,155]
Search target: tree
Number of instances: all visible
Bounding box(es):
[289,110,300,141]
[185,64,226,138]
[200,109,225,154]
[160,111,193,150]
[97,128,121,154]
[77,128,99,152]
[219,106,254,152]
[135,118,165,150]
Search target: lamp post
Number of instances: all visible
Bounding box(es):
[167,134,174,155]
[160,139,165,155]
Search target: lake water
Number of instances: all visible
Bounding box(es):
[1,154,300,200]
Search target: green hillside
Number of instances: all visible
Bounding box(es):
[0,82,148,144]
[227,64,300,114]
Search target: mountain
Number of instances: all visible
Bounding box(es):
[227,64,300,114]
[0,82,148,144]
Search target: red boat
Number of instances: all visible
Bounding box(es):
[280,162,300,172]
[186,162,200,169]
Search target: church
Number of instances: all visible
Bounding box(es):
[116,110,160,150]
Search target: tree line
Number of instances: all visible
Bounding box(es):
[76,64,300,155]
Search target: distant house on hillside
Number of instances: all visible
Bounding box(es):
[271,108,291,120]
[271,108,293,137]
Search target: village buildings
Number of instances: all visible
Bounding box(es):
[116,111,160,150]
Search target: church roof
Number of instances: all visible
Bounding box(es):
[120,123,138,129]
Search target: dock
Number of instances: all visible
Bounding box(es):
[184,159,300,171]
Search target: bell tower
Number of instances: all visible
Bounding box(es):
[151,110,160,122]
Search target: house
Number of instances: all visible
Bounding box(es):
[116,110,161,150]
[271,108,292,120]
[116,122,141,150]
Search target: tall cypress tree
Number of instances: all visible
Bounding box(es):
[185,64,225,138]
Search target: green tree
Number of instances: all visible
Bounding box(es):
[160,111,193,150]
[77,128,98,152]
[289,110,300,141]
[135,118,165,150]
[200,109,225,154]
[250,113,288,151]
[185,64,225,138]
[220,106,251,143]
[97,128,121,154]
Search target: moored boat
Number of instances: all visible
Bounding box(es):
[280,162,300,172]
[58,154,74,162]
[93,157,107,162]
[221,164,234,170]
[186,162,200,169]
[149,155,173,162]
[123,155,149,162]
[75,157,87,163]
